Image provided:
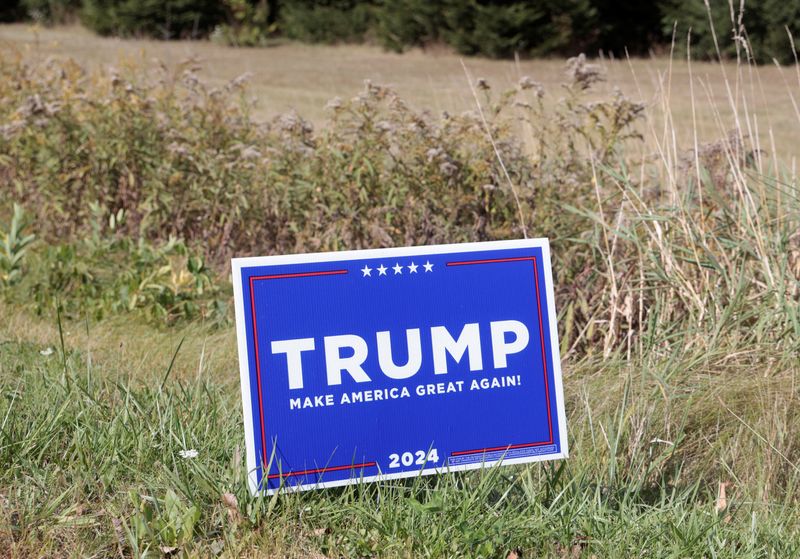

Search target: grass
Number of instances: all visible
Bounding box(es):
[1,19,800,559]
[0,23,798,154]
[1,306,799,558]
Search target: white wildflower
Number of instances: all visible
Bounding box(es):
[229,72,253,89]
[167,142,189,156]
[375,120,394,133]
[426,147,443,162]
[179,449,199,459]
[40,347,54,356]
[518,76,545,97]
[325,96,343,111]
[240,145,261,160]
[439,161,458,177]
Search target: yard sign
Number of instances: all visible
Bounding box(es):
[232,239,568,495]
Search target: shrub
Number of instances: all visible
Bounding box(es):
[19,0,81,24]
[0,53,641,255]
[80,0,224,39]
[279,0,375,44]
[5,53,795,358]
[0,202,227,325]
[0,56,263,262]
[211,0,276,47]
[0,53,647,339]
[29,227,227,325]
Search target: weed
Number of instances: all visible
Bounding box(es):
[0,52,648,343]
[0,203,228,325]
[0,204,34,289]
[125,490,201,556]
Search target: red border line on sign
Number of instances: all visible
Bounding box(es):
[445,256,554,456]
[267,461,378,480]
[250,269,348,282]
[249,268,352,482]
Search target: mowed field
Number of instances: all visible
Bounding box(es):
[1,23,798,151]
[1,22,800,559]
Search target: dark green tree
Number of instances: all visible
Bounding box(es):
[592,0,662,56]
[760,0,800,63]
[278,0,375,43]
[658,0,799,63]
[0,0,24,22]
[440,0,599,58]
[81,0,224,38]
[374,0,445,52]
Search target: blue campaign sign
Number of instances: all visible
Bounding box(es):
[232,239,567,495]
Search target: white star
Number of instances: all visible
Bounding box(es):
[408,262,418,273]
[377,264,388,276]
[361,265,372,277]
[423,260,434,272]
[392,263,403,275]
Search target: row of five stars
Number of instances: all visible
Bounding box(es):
[360,260,434,277]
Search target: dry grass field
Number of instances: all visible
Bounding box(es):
[1,22,798,153]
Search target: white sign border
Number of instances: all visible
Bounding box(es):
[232,238,568,496]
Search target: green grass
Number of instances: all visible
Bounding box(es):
[1,306,799,557]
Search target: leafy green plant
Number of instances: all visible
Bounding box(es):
[125,490,201,556]
[0,53,647,341]
[30,233,227,325]
[0,204,35,290]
